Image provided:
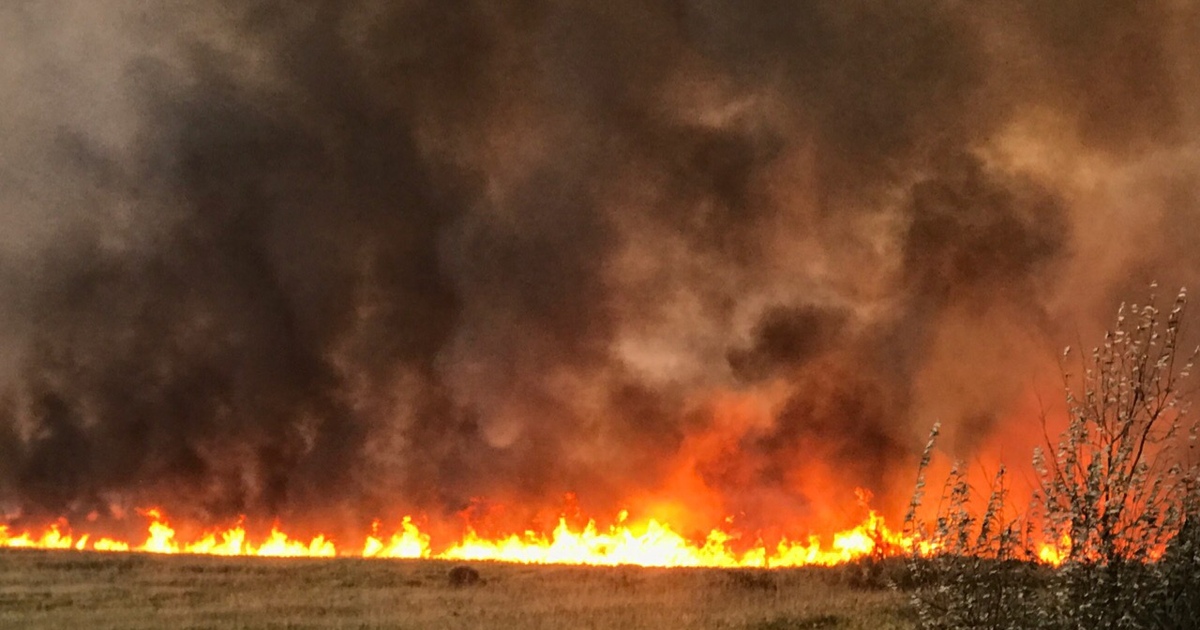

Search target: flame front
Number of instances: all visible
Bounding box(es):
[362,517,430,559]
[438,509,922,567]
[5,496,1078,567]
[0,503,951,567]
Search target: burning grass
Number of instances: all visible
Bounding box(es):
[3,289,1197,629]
[0,549,912,630]
[0,504,924,568]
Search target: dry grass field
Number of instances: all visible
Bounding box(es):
[0,549,912,629]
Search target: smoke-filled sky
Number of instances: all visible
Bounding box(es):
[0,0,1197,533]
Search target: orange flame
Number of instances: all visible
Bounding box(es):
[126,509,337,557]
[1036,534,1070,567]
[0,505,941,567]
[362,517,429,559]
[0,497,1060,567]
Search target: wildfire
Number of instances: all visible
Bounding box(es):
[1036,534,1071,567]
[0,503,926,567]
[132,508,337,557]
[0,501,1053,568]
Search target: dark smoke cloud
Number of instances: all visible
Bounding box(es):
[728,305,848,381]
[0,0,1197,530]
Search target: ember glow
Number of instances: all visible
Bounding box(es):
[0,500,957,568]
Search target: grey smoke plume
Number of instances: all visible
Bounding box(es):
[0,0,1197,531]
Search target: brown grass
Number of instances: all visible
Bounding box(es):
[0,549,912,629]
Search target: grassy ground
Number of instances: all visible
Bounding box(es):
[0,549,912,629]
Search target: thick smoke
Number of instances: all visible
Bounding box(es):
[0,0,1197,532]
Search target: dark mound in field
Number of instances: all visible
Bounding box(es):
[448,565,482,587]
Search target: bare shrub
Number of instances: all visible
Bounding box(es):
[903,287,1200,630]
[1037,288,1200,629]
[1149,515,1200,628]
[1038,287,1198,567]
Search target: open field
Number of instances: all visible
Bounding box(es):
[0,549,912,629]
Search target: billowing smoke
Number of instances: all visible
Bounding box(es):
[0,0,1197,533]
